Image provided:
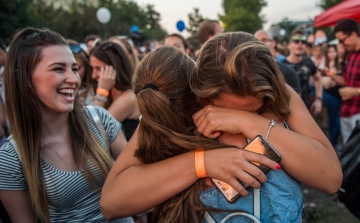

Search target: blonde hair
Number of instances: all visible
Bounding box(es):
[192,32,291,120]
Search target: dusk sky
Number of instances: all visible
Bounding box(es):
[134,0,324,37]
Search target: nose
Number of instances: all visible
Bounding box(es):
[66,69,80,84]
[92,69,99,80]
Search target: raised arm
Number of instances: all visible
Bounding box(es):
[193,86,342,193]
[101,128,280,219]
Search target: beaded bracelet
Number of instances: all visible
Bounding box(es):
[265,119,275,140]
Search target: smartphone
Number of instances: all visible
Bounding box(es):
[212,135,281,203]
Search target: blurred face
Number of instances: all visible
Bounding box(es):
[336,31,356,51]
[164,36,185,51]
[288,35,307,56]
[89,55,107,81]
[327,47,337,61]
[32,45,80,114]
[254,31,273,49]
[312,46,323,58]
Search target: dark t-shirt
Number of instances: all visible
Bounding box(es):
[277,62,301,94]
[282,57,317,106]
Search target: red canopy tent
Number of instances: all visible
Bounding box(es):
[313,0,360,28]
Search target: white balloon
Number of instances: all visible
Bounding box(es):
[96,7,111,24]
[279,29,286,37]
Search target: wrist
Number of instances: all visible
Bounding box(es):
[96,88,110,97]
[93,94,108,103]
[316,96,323,101]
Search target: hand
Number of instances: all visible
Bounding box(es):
[310,99,322,115]
[192,105,248,138]
[98,65,116,91]
[339,87,359,100]
[204,148,281,196]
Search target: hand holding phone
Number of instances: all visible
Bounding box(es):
[212,135,281,202]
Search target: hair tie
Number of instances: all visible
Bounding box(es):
[142,83,158,91]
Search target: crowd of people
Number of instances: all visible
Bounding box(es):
[0,17,359,223]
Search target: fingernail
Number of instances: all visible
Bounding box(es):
[275,164,281,170]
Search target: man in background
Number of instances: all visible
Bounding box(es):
[254,30,301,94]
[282,30,323,115]
[333,19,360,143]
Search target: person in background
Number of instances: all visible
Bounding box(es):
[255,30,301,94]
[85,34,102,54]
[282,30,323,115]
[90,41,141,141]
[109,36,140,69]
[0,27,132,223]
[305,42,313,57]
[321,44,342,148]
[67,39,96,106]
[333,19,360,143]
[164,33,189,53]
[197,20,223,45]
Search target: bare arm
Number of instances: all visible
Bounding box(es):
[310,71,323,115]
[193,86,342,193]
[109,130,127,160]
[101,128,280,219]
[108,90,139,122]
[0,190,37,223]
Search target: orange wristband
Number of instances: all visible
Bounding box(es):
[96,88,109,97]
[195,149,207,178]
[329,69,334,77]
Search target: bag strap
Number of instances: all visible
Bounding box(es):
[204,188,261,223]
[9,136,20,161]
[86,106,110,151]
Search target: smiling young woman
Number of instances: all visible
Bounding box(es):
[0,27,132,223]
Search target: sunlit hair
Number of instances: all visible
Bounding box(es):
[133,46,230,223]
[192,32,291,120]
[109,36,140,69]
[4,27,112,223]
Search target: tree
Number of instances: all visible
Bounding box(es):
[186,8,204,37]
[220,0,267,33]
[318,0,344,10]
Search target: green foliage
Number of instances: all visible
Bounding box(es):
[0,0,167,45]
[220,0,267,34]
[185,8,204,49]
[0,0,40,44]
[318,0,344,10]
[186,8,204,37]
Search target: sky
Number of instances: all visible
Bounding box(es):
[134,0,324,37]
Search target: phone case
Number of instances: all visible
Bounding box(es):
[212,135,281,203]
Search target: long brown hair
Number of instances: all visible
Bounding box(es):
[133,46,229,223]
[90,41,134,91]
[192,32,291,121]
[5,27,113,223]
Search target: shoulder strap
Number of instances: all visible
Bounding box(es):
[86,106,110,151]
[9,135,21,161]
